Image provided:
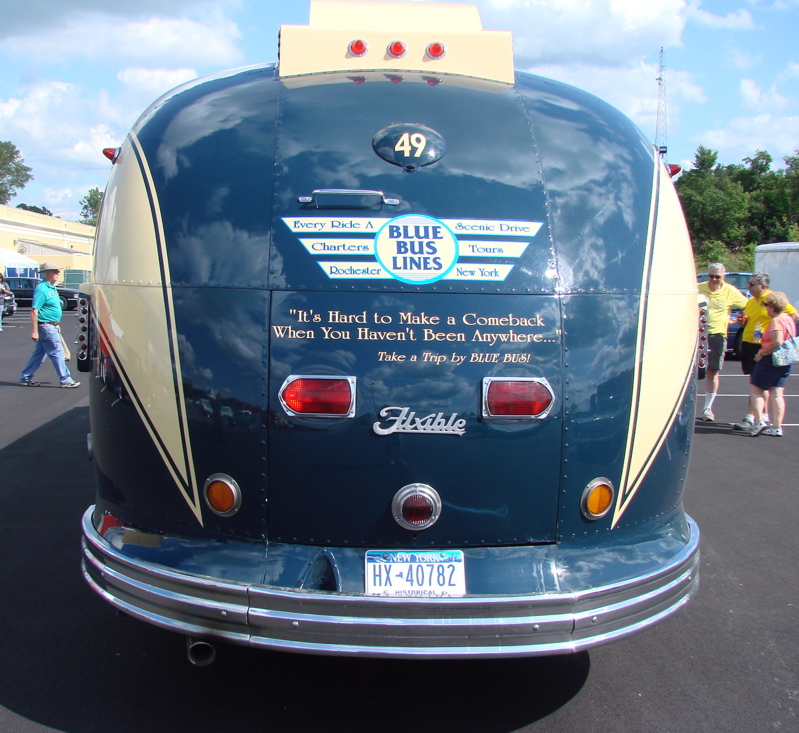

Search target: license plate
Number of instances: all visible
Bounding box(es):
[365,550,465,597]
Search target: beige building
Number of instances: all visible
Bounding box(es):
[0,203,95,275]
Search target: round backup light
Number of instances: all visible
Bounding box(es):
[392,484,442,531]
[348,39,368,57]
[426,42,446,59]
[204,474,242,517]
[581,478,615,520]
[387,40,407,58]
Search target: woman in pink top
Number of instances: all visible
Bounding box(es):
[750,291,796,437]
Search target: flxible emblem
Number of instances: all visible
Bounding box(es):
[373,406,466,436]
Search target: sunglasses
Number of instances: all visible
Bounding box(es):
[707,275,722,280]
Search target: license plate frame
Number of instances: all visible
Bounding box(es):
[365,550,465,597]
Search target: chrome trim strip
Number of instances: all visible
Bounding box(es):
[82,508,699,658]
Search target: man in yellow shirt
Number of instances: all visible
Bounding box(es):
[697,263,747,421]
[733,272,798,430]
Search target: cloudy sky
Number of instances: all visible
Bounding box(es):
[1,0,797,220]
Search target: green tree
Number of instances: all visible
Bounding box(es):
[675,146,749,262]
[79,187,103,226]
[0,140,34,205]
[783,150,799,234]
[16,203,54,216]
[725,151,793,244]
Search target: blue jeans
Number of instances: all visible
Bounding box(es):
[20,323,73,384]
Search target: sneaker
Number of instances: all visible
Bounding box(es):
[761,427,783,437]
[19,380,41,387]
[733,417,754,431]
[750,422,768,437]
[60,380,81,389]
[702,408,714,421]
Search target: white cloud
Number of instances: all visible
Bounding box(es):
[0,80,129,215]
[778,61,799,81]
[117,67,199,95]
[684,1,755,29]
[525,62,705,143]
[4,12,243,69]
[478,0,687,67]
[0,0,233,40]
[728,46,761,70]
[696,113,799,162]
[740,78,791,111]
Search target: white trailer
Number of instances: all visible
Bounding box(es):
[755,242,799,306]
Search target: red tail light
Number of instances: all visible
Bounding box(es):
[279,376,355,417]
[483,378,554,418]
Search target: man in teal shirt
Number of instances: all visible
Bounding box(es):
[18,262,80,388]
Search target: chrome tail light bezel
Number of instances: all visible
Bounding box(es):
[278,375,357,418]
[481,377,555,420]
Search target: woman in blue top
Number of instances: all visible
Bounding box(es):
[18,263,80,388]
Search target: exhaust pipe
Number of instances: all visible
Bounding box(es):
[186,637,216,667]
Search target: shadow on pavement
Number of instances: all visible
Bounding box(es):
[0,406,589,733]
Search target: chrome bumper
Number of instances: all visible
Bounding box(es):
[81,507,699,658]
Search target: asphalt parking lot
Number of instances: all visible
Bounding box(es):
[0,309,797,733]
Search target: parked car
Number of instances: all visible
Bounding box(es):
[4,276,80,311]
[2,289,16,317]
[696,271,752,357]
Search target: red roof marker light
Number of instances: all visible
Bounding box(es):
[387,40,407,58]
[426,42,447,60]
[348,39,368,57]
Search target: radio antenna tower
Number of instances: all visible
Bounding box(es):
[655,47,668,163]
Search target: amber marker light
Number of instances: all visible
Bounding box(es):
[581,478,615,520]
[204,474,242,517]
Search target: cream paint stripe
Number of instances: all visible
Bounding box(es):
[129,131,203,525]
[611,161,696,528]
[613,362,693,522]
[613,160,660,525]
[96,318,198,519]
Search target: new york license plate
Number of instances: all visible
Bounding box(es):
[365,550,465,597]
